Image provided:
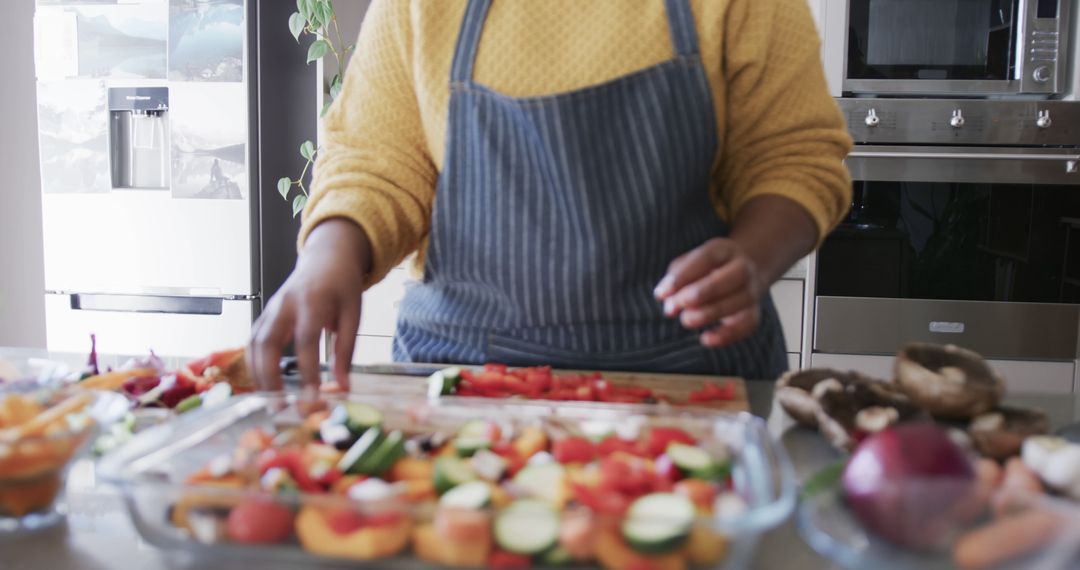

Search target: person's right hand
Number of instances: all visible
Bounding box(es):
[248,218,372,391]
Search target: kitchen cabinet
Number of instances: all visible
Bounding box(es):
[811,353,1076,395]
[771,278,805,370]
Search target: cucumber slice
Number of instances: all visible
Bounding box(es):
[539,545,573,565]
[427,367,463,397]
[356,429,405,476]
[434,456,478,494]
[512,463,565,505]
[454,437,492,457]
[343,402,383,435]
[621,493,695,554]
[666,442,729,480]
[438,480,491,509]
[175,394,202,414]
[338,427,383,475]
[494,499,560,555]
[453,420,495,457]
[470,449,508,481]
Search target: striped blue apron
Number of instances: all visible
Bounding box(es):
[393,0,788,379]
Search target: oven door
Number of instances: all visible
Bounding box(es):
[815,146,1080,367]
[841,0,1069,97]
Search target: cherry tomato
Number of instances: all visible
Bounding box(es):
[226,501,295,544]
[553,437,596,464]
[643,427,696,457]
[489,550,532,569]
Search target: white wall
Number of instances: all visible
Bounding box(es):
[0,0,46,348]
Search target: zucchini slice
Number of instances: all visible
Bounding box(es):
[621,493,695,554]
[438,480,491,509]
[512,463,565,505]
[427,367,463,397]
[494,499,560,555]
[666,442,729,480]
[434,456,478,495]
[343,402,383,435]
[337,427,383,475]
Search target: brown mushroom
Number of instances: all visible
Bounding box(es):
[895,343,1005,421]
[969,406,1049,461]
[775,368,880,427]
[814,379,926,451]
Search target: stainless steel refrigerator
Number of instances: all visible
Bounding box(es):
[33,0,314,357]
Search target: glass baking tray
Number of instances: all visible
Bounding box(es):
[98,393,795,568]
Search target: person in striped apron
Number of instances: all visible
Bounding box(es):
[250,0,853,389]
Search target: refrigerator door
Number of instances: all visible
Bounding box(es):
[40,190,253,296]
[45,293,254,358]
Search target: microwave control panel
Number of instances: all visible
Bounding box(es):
[838,99,1080,146]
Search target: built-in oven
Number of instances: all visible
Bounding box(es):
[812,99,1080,392]
[816,0,1072,97]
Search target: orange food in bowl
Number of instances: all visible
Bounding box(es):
[0,391,96,519]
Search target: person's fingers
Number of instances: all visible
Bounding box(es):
[294,305,326,391]
[679,290,755,330]
[700,306,760,348]
[333,298,362,390]
[668,256,753,312]
[250,297,294,391]
[654,238,734,302]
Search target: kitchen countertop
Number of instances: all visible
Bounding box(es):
[4,348,1080,570]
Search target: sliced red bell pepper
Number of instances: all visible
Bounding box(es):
[570,481,632,517]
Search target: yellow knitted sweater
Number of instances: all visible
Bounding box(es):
[302,0,853,286]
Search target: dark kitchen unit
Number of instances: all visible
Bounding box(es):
[812,99,1080,393]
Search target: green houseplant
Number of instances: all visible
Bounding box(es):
[277,0,355,217]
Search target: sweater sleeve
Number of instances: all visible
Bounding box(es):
[716,0,853,244]
[298,0,437,287]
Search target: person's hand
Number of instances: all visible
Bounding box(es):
[248,219,371,391]
[653,238,766,348]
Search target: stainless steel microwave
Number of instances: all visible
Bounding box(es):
[816,0,1073,97]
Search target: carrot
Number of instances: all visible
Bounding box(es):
[79,367,157,391]
[953,509,1061,570]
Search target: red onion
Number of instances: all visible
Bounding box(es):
[842,422,976,551]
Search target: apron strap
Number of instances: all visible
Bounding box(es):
[450,0,493,84]
[451,0,701,84]
[664,0,702,57]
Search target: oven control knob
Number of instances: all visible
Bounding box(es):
[1033,66,1052,84]
[950,110,965,129]
[864,108,880,127]
[1037,110,1052,129]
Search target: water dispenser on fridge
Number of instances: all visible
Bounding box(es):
[109,87,169,190]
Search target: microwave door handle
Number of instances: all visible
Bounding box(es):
[847,150,1080,162]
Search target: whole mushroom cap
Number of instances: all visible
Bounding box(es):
[895,343,1005,421]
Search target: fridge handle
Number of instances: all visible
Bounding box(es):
[69,294,223,316]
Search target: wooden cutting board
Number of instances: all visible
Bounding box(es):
[347,364,749,413]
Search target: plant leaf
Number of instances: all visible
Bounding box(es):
[288,12,305,42]
[297,0,313,21]
[329,74,342,100]
[300,140,316,161]
[320,100,333,118]
[800,459,847,500]
[322,0,335,20]
[277,177,292,199]
[292,194,307,218]
[307,39,329,64]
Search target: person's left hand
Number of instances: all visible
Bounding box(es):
[653,238,765,347]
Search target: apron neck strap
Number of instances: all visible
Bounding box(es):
[663,0,702,57]
[450,0,701,84]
